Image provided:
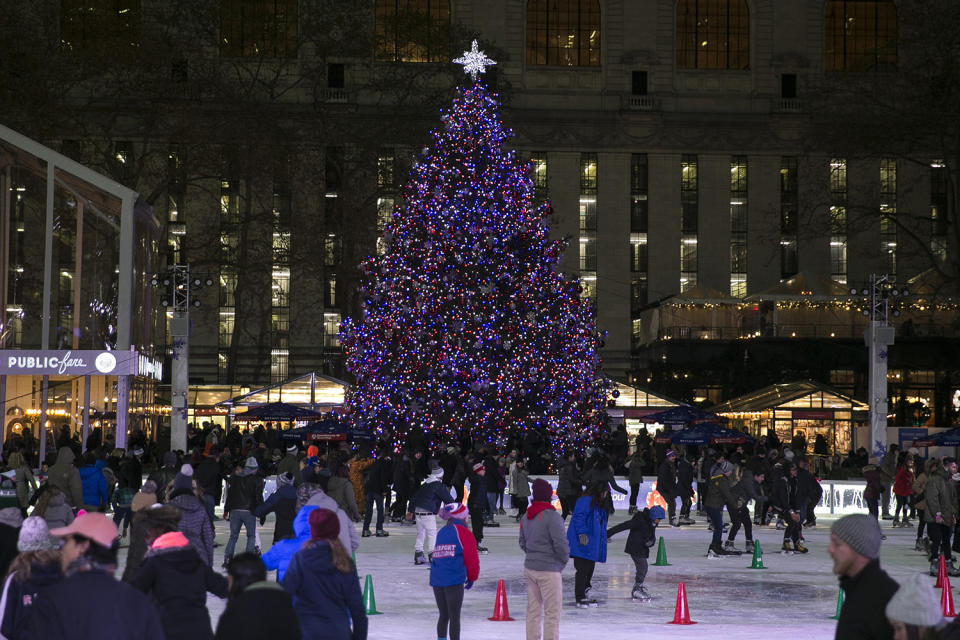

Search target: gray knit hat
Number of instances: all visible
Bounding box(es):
[17,516,58,552]
[831,513,883,559]
[885,572,942,627]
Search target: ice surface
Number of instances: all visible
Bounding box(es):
[118,509,935,639]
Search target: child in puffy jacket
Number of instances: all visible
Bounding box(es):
[607,505,664,602]
[430,503,479,640]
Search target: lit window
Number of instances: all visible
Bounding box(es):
[60,0,141,55]
[676,0,749,70]
[376,0,450,63]
[825,0,897,72]
[526,0,601,67]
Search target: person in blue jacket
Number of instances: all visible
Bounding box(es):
[263,505,318,581]
[430,503,480,640]
[78,452,108,512]
[566,481,608,608]
[282,509,367,640]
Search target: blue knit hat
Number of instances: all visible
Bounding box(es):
[648,506,666,521]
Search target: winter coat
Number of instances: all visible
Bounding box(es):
[430,521,480,587]
[132,532,229,640]
[348,458,373,510]
[282,541,368,640]
[556,460,582,498]
[148,467,178,503]
[705,472,737,510]
[879,450,898,484]
[466,473,487,510]
[196,456,225,500]
[263,505,319,581]
[214,581,301,640]
[913,471,929,511]
[627,454,645,485]
[169,490,216,565]
[38,491,74,530]
[519,502,569,572]
[118,456,144,491]
[656,460,677,496]
[510,467,531,498]
[362,458,391,495]
[224,472,264,512]
[78,465,108,508]
[862,465,883,501]
[730,468,758,508]
[925,467,957,523]
[607,507,658,558]
[46,448,83,508]
[131,489,157,513]
[0,519,19,578]
[326,476,360,520]
[676,458,695,496]
[582,464,628,495]
[255,483,297,541]
[0,560,63,640]
[834,559,898,640]
[566,496,608,563]
[123,509,154,582]
[408,477,453,514]
[12,463,36,509]
[893,467,914,497]
[305,491,360,552]
[276,454,302,487]
[771,473,800,513]
[31,569,165,640]
[483,455,500,493]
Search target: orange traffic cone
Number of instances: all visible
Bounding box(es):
[488,579,515,621]
[667,582,697,625]
[937,555,948,589]
[942,578,957,618]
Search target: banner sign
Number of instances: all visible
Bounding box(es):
[0,350,156,377]
[792,410,835,420]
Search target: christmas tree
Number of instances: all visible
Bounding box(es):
[340,41,609,455]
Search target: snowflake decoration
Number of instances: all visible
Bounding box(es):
[454,40,496,81]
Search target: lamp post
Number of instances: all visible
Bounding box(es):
[855,274,908,459]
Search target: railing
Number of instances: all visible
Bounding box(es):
[778,98,801,113]
[627,95,658,111]
[653,322,954,342]
[317,88,349,103]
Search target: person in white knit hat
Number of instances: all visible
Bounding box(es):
[885,571,944,640]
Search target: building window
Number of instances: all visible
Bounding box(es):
[327,63,345,89]
[218,309,234,349]
[730,155,748,297]
[579,153,597,302]
[271,348,289,383]
[526,0,601,67]
[931,161,948,263]
[272,308,289,349]
[681,154,698,292]
[529,153,548,205]
[825,0,897,72]
[631,71,648,96]
[830,158,848,284]
[676,0,749,70]
[780,157,799,279]
[880,158,897,280]
[323,235,341,267]
[219,0,299,58]
[325,275,337,308]
[630,154,649,313]
[60,0,141,55]
[376,0,450,63]
[323,312,341,348]
[220,178,241,226]
[219,271,237,307]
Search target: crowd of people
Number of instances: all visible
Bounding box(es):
[2,419,960,639]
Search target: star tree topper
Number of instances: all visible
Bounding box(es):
[454,40,496,81]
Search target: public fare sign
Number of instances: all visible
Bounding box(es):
[0,350,148,377]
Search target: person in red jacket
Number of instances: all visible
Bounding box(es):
[429,503,479,640]
[892,456,915,528]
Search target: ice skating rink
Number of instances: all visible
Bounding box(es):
[172,510,935,638]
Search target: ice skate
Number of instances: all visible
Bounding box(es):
[576,599,599,608]
[414,551,427,565]
[948,560,960,578]
[707,543,729,558]
[628,506,636,515]
[476,545,489,554]
[780,541,794,554]
[793,541,808,553]
[375,529,389,537]
[631,585,652,602]
[902,519,913,528]
[892,517,900,527]
[680,516,696,525]
[723,540,742,554]
[745,540,755,553]
[916,539,927,552]
[931,560,941,576]
[361,529,372,537]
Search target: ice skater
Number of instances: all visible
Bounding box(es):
[705,460,740,557]
[407,461,454,565]
[771,461,807,553]
[606,505,664,602]
[566,482,609,607]
[430,503,480,640]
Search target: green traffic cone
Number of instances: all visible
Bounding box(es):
[830,588,844,620]
[653,536,671,566]
[362,574,383,615]
[748,541,767,569]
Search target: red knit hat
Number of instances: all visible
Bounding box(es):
[308,508,340,540]
[532,478,553,502]
[439,503,468,521]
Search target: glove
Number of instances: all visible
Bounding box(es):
[578,533,588,546]
[464,580,474,590]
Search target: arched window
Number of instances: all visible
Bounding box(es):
[825,0,897,71]
[676,0,749,70]
[376,0,450,63]
[526,0,601,67]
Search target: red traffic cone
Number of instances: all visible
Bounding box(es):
[937,555,948,589]
[667,582,697,625]
[942,579,957,618]
[488,579,515,621]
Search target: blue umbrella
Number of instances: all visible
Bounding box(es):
[912,427,960,447]
[640,405,727,427]
[280,419,375,443]
[670,422,755,446]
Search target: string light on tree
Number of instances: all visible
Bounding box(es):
[340,44,609,455]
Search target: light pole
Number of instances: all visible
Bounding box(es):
[855,274,908,459]
[152,265,212,452]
